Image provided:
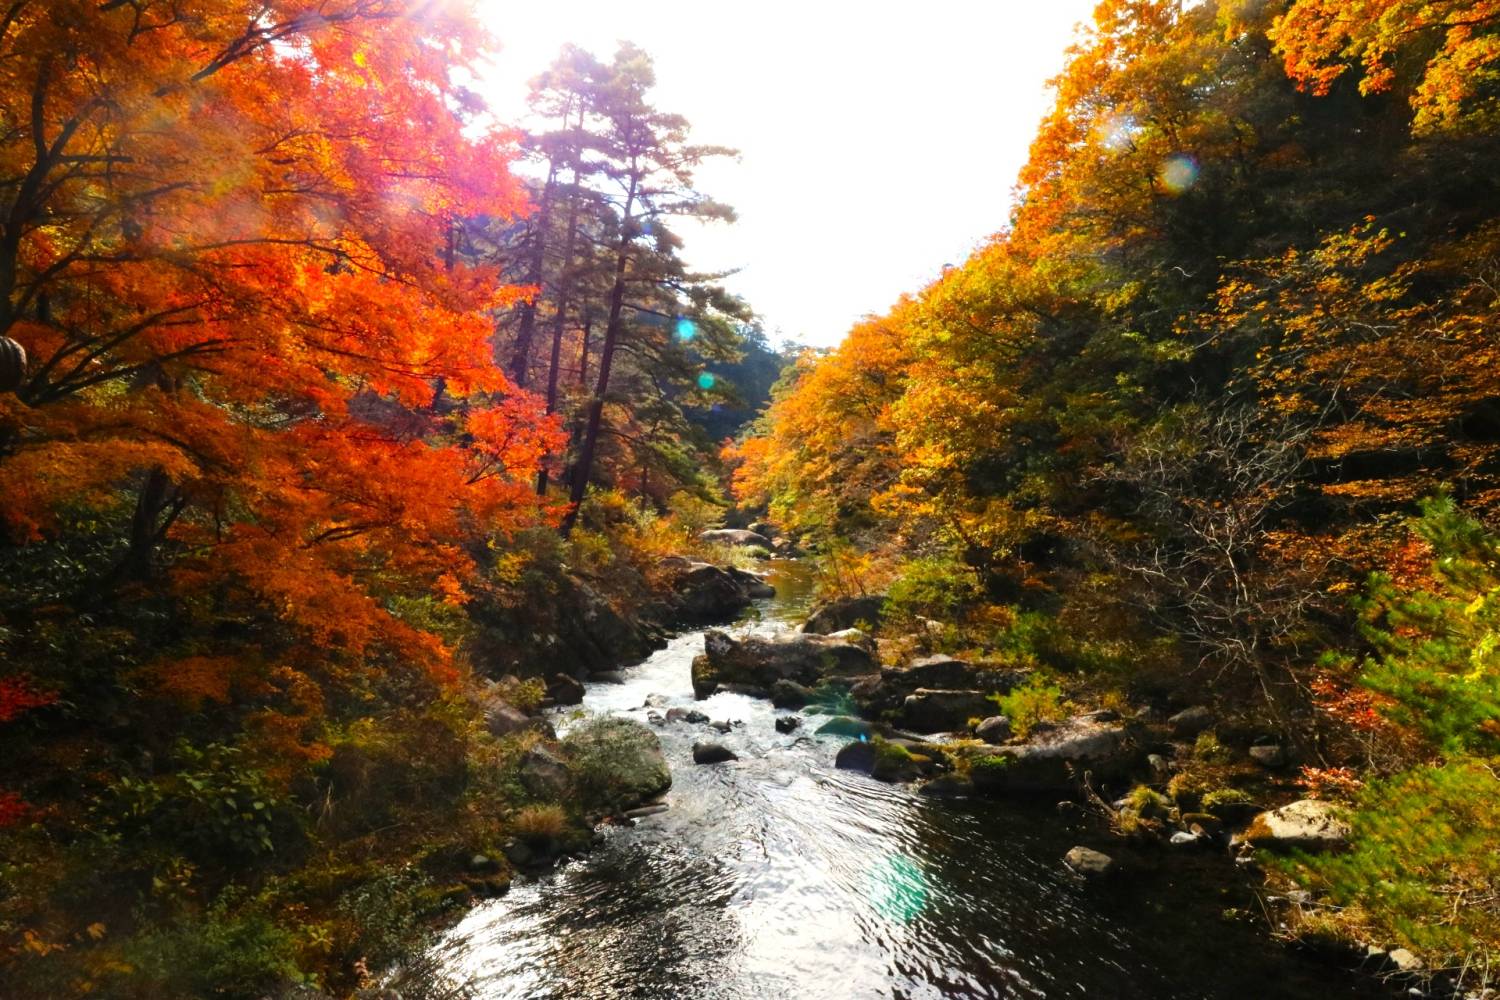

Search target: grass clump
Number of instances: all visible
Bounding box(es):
[1201,788,1254,813]
[1125,784,1172,819]
[511,803,570,845]
[1193,731,1234,763]
[1166,771,1209,810]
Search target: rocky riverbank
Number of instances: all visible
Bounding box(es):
[669,602,1453,998]
[468,555,775,695]
[255,556,785,1000]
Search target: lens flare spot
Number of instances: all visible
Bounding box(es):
[867,854,929,923]
[697,372,716,390]
[675,318,697,342]
[1158,155,1200,195]
[1094,112,1138,151]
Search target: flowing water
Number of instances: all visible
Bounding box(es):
[432,560,1390,1000]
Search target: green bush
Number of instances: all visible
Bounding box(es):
[886,554,982,621]
[991,675,1066,738]
[118,903,305,1000]
[664,490,726,536]
[1283,762,1500,975]
[1347,496,1500,757]
[495,676,547,713]
[106,742,293,866]
[331,868,430,971]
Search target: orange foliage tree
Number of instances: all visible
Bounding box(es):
[1272,0,1500,134]
[0,1,561,759]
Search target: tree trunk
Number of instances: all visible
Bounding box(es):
[103,467,182,587]
[537,168,584,496]
[508,164,558,389]
[577,314,592,390]
[562,244,630,534]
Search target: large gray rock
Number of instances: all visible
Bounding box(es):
[699,528,773,550]
[850,658,1028,716]
[1064,846,1116,878]
[971,715,1134,794]
[919,775,976,798]
[802,595,888,635]
[1169,705,1214,736]
[770,679,817,708]
[834,739,876,772]
[975,715,1012,744]
[518,744,572,800]
[561,717,672,812]
[771,536,800,556]
[730,567,776,599]
[1248,744,1287,769]
[826,627,874,650]
[904,655,984,688]
[482,699,552,740]
[691,629,876,698]
[549,673,586,706]
[1240,799,1351,852]
[900,689,994,733]
[662,558,758,623]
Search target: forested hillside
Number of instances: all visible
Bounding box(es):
[729,0,1500,980]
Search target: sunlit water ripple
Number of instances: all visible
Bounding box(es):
[431,561,1389,1000]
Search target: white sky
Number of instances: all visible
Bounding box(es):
[470,1,1097,347]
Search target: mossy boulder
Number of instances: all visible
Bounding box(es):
[815,715,875,739]
[969,715,1135,794]
[969,754,1013,791]
[561,716,671,813]
[871,740,921,782]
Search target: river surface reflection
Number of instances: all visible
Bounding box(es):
[431,560,1388,999]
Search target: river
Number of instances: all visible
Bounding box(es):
[430,560,1391,999]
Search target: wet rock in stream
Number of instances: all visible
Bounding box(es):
[692,741,738,764]
[690,628,875,698]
